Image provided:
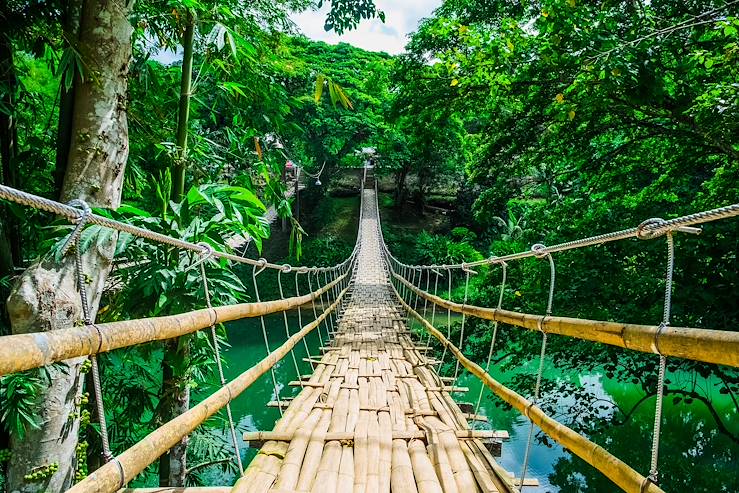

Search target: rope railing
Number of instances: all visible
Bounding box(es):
[0,183,345,273]
[391,284,664,493]
[68,285,350,493]
[0,176,364,489]
[383,201,739,270]
[392,273,739,368]
[0,271,349,376]
[376,179,738,492]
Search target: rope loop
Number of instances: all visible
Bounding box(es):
[254,258,268,276]
[531,243,549,258]
[60,198,92,256]
[636,217,667,240]
[653,322,668,356]
[185,241,214,271]
[282,263,293,273]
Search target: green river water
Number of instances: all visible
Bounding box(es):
[215,312,739,492]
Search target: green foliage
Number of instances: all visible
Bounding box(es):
[0,368,53,440]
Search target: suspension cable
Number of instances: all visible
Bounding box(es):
[0,184,345,273]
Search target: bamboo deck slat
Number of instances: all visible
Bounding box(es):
[232,190,520,493]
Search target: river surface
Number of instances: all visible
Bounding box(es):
[218,312,739,492]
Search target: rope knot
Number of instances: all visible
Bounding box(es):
[636,217,668,240]
[531,243,548,258]
[60,198,93,256]
[282,263,293,273]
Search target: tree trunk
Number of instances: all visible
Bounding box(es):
[159,339,191,487]
[5,1,132,492]
[160,11,195,486]
[171,10,195,202]
[0,33,21,277]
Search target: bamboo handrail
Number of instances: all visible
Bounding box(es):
[394,273,739,368]
[67,286,349,493]
[0,273,347,377]
[391,282,665,493]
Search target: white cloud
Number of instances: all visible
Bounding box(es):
[291,0,441,55]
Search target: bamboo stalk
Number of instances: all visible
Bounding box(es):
[393,284,665,493]
[1,273,347,376]
[396,272,739,368]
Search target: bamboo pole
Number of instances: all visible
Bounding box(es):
[242,430,504,442]
[395,273,739,368]
[392,283,665,493]
[0,273,347,376]
[68,286,348,493]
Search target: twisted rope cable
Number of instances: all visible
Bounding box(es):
[646,231,675,486]
[0,184,345,273]
[380,202,738,272]
[71,213,113,463]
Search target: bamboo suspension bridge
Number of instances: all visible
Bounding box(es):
[0,172,738,493]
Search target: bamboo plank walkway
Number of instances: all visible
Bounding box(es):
[234,189,519,493]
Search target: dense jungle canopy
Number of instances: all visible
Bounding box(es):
[0,0,737,492]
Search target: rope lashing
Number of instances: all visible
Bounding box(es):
[294,269,314,371]
[278,265,302,388]
[61,198,92,256]
[252,260,283,416]
[519,244,556,492]
[639,218,677,488]
[474,260,507,422]
[67,199,114,463]
[454,264,476,383]
[197,244,243,473]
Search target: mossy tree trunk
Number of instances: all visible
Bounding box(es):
[5,1,132,491]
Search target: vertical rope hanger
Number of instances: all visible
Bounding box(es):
[423,269,443,359]
[65,199,114,464]
[474,260,507,423]
[638,219,678,489]
[294,269,314,371]
[278,266,302,388]
[195,244,243,473]
[519,244,556,491]
[306,272,325,346]
[454,264,476,383]
[438,266,453,373]
[252,261,284,416]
